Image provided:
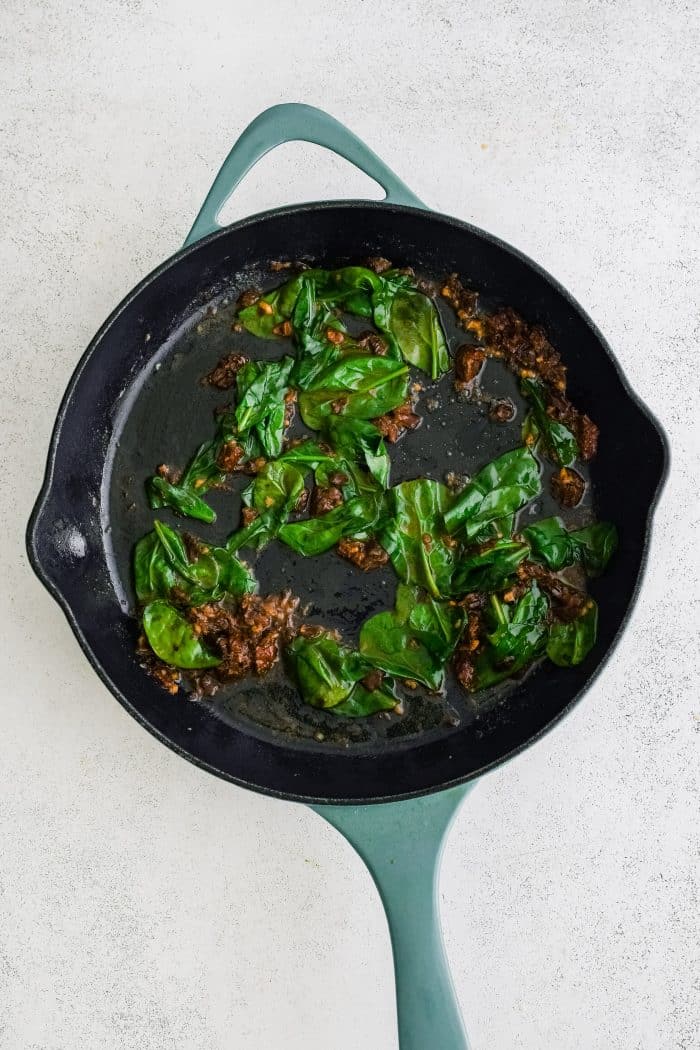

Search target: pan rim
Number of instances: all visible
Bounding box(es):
[26,199,670,804]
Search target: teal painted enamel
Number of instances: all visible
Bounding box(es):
[313,785,475,1050]
[184,102,424,246]
[185,103,473,1049]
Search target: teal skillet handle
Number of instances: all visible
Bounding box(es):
[184,102,425,247]
[313,783,476,1050]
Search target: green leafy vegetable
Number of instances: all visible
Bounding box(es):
[373,278,449,379]
[277,440,336,470]
[521,378,578,466]
[323,417,390,489]
[235,357,294,457]
[285,632,361,707]
[285,631,397,716]
[146,410,242,523]
[299,356,409,430]
[522,517,618,574]
[444,446,541,542]
[134,529,178,602]
[520,517,573,571]
[237,267,378,340]
[472,582,549,689]
[237,277,305,338]
[238,266,448,379]
[547,599,598,666]
[332,679,398,717]
[134,521,255,605]
[289,276,363,389]
[379,479,456,599]
[359,583,465,690]
[228,461,305,551]
[279,493,384,556]
[451,539,529,595]
[142,600,221,669]
[146,475,216,524]
[316,266,378,317]
[568,523,618,575]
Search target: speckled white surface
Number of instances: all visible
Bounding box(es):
[1,2,698,1048]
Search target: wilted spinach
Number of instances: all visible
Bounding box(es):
[146,410,241,524]
[290,277,347,389]
[299,355,409,430]
[239,265,448,379]
[142,600,221,669]
[331,680,398,718]
[444,446,541,543]
[547,599,598,666]
[451,539,529,595]
[472,582,550,690]
[521,378,578,466]
[285,631,396,716]
[235,357,294,457]
[134,520,255,605]
[227,461,305,551]
[323,416,390,489]
[146,475,217,524]
[379,478,456,598]
[567,523,618,575]
[372,275,450,379]
[522,517,618,574]
[237,276,306,338]
[359,583,465,690]
[279,492,384,556]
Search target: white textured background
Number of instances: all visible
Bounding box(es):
[1,1,698,1048]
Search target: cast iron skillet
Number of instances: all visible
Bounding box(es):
[27,105,668,1049]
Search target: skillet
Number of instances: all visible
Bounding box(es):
[27,104,668,1048]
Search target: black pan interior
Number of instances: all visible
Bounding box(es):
[28,203,668,802]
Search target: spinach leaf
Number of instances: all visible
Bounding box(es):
[246,461,306,514]
[237,277,305,338]
[134,521,255,605]
[522,517,618,574]
[235,357,294,457]
[444,446,541,542]
[547,599,598,666]
[285,632,365,708]
[299,356,409,430]
[359,612,442,689]
[397,584,466,663]
[374,280,449,379]
[332,679,398,717]
[358,583,464,690]
[451,539,529,595]
[379,479,456,598]
[285,630,397,716]
[278,492,384,556]
[472,582,549,689]
[289,276,354,389]
[316,266,379,317]
[142,600,221,669]
[569,523,618,575]
[324,417,390,489]
[134,530,177,603]
[237,267,378,340]
[146,410,242,524]
[146,475,217,524]
[277,440,336,470]
[521,378,578,466]
[227,461,305,551]
[521,517,573,571]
